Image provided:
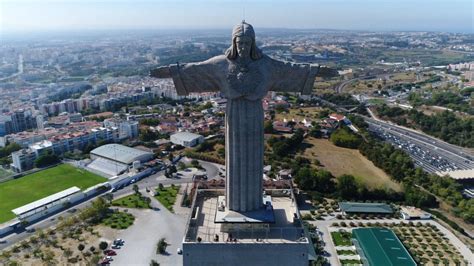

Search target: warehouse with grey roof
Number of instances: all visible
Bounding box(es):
[88,144,153,177]
[170,132,204,147]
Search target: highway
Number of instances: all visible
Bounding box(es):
[365,117,474,174]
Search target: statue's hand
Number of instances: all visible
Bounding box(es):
[317,66,339,78]
[150,66,171,78]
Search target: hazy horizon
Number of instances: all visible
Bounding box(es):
[1,0,473,34]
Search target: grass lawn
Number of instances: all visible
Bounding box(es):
[102,211,135,229]
[0,164,107,223]
[303,138,401,191]
[112,194,151,209]
[155,185,180,212]
[337,250,357,255]
[331,231,352,246]
[340,259,362,266]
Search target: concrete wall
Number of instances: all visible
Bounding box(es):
[183,242,308,266]
[110,168,152,189]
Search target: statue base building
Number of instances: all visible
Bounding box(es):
[182,189,313,266]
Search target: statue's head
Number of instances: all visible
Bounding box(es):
[225,21,262,60]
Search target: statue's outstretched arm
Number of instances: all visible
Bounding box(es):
[269,59,339,95]
[150,66,171,78]
[150,56,224,96]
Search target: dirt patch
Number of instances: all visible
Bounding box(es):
[1,220,121,265]
[275,106,323,121]
[303,137,401,191]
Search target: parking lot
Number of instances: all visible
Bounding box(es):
[110,197,186,266]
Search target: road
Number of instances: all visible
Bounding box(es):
[365,116,473,174]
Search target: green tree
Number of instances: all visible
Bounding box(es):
[337,175,358,200]
[264,120,274,134]
[330,127,362,149]
[191,159,200,168]
[103,193,114,204]
[150,260,160,266]
[34,153,60,168]
[157,238,168,254]
[99,241,108,250]
[0,142,21,158]
[63,248,73,258]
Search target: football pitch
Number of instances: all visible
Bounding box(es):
[0,164,107,223]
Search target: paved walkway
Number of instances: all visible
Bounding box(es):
[172,184,192,217]
[316,223,340,266]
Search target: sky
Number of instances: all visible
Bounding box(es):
[1,0,473,33]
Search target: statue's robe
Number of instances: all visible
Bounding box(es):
[168,55,317,212]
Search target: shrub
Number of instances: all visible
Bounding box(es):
[150,260,160,266]
[99,241,108,250]
[157,238,168,254]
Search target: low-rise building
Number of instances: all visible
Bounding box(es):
[400,206,431,220]
[88,144,154,177]
[90,144,154,165]
[104,118,139,139]
[170,132,204,147]
[30,140,53,156]
[338,202,394,216]
[11,149,37,172]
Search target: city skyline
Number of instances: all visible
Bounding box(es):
[1,0,473,34]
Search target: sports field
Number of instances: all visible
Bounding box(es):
[0,164,107,223]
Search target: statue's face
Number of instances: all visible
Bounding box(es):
[235,36,252,58]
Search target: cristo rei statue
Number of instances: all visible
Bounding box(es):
[151,21,337,213]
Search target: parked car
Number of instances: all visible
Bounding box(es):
[113,239,125,245]
[104,250,117,256]
[99,257,112,264]
[177,248,183,255]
